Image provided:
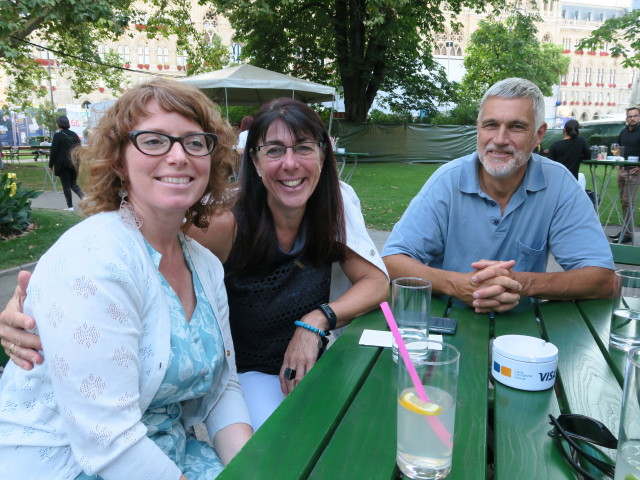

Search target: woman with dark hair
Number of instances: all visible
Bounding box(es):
[191,98,389,429]
[546,119,591,180]
[49,115,84,210]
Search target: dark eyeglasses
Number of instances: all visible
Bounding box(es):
[130,130,218,156]
[548,414,616,479]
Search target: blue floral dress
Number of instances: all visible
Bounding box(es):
[77,238,225,479]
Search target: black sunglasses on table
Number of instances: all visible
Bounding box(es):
[548,414,617,479]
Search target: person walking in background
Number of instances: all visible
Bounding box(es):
[546,119,590,180]
[235,115,253,156]
[610,107,640,244]
[49,116,84,211]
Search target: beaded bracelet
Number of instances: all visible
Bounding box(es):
[294,320,329,337]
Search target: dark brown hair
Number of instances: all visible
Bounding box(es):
[230,97,346,275]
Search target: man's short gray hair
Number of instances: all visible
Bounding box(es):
[478,78,545,129]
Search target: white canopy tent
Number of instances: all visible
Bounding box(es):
[179,64,337,131]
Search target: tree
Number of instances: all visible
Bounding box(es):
[212,0,507,122]
[577,11,640,69]
[460,10,570,103]
[0,0,227,107]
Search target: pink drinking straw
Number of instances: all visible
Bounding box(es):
[380,301,452,448]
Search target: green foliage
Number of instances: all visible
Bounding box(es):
[0,172,42,238]
[430,100,480,126]
[212,0,507,122]
[461,10,570,102]
[0,1,227,106]
[577,11,640,69]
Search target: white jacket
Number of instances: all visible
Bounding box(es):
[0,211,250,480]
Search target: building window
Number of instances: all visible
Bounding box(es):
[609,69,616,84]
[177,51,187,67]
[585,68,592,84]
[157,47,169,65]
[572,67,580,83]
[563,38,571,50]
[573,10,579,20]
[203,11,218,44]
[98,45,110,62]
[562,9,567,18]
[137,46,150,65]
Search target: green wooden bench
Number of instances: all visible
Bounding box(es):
[610,243,640,266]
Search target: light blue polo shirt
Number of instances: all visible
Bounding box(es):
[382,153,614,274]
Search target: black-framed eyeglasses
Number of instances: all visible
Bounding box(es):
[255,142,324,160]
[129,130,218,156]
[628,114,640,119]
[548,414,616,479]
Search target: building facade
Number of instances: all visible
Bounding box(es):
[433,0,636,124]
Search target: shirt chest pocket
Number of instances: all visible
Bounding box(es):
[516,239,548,271]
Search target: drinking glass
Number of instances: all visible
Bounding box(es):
[391,277,432,362]
[397,341,460,479]
[614,347,640,479]
[612,143,621,156]
[610,270,640,350]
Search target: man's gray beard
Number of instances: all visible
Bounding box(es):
[478,146,530,178]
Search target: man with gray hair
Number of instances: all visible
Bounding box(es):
[382,77,614,313]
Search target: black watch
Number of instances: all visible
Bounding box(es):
[318,303,337,330]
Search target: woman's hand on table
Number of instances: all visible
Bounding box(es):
[0,270,43,369]
[279,311,328,396]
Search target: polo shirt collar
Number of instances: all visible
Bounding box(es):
[459,152,547,195]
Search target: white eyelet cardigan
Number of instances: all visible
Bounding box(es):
[0,211,250,480]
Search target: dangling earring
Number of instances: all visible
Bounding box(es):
[118,182,143,229]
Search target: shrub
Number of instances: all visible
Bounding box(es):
[0,172,42,238]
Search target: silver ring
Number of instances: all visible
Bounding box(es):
[283,367,296,381]
[8,343,15,355]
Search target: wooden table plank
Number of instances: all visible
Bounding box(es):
[308,349,398,480]
[577,298,626,383]
[217,310,386,479]
[446,302,491,480]
[538,301,622,444]
[492,301,574,479]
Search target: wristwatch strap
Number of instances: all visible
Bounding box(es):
[318,303,337,330]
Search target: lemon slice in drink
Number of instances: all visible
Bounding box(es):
[399,391,443,415]
[624,475,640,480]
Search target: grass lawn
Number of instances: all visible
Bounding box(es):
[0,209,83,271]
[2,162,61,191]
[349,161,633,231]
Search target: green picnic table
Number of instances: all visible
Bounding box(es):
[217,295,625,479]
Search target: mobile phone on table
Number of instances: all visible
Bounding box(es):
[429,316,457,334]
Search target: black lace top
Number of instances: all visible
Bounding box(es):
[224,213,331,374]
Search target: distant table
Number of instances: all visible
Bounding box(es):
[334,151,369,183]
[584,159,640,243]
[217,296,625,479]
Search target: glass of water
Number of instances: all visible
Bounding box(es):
[610,270,640,351]
[391,277,432,362]
[614,347,640,479]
